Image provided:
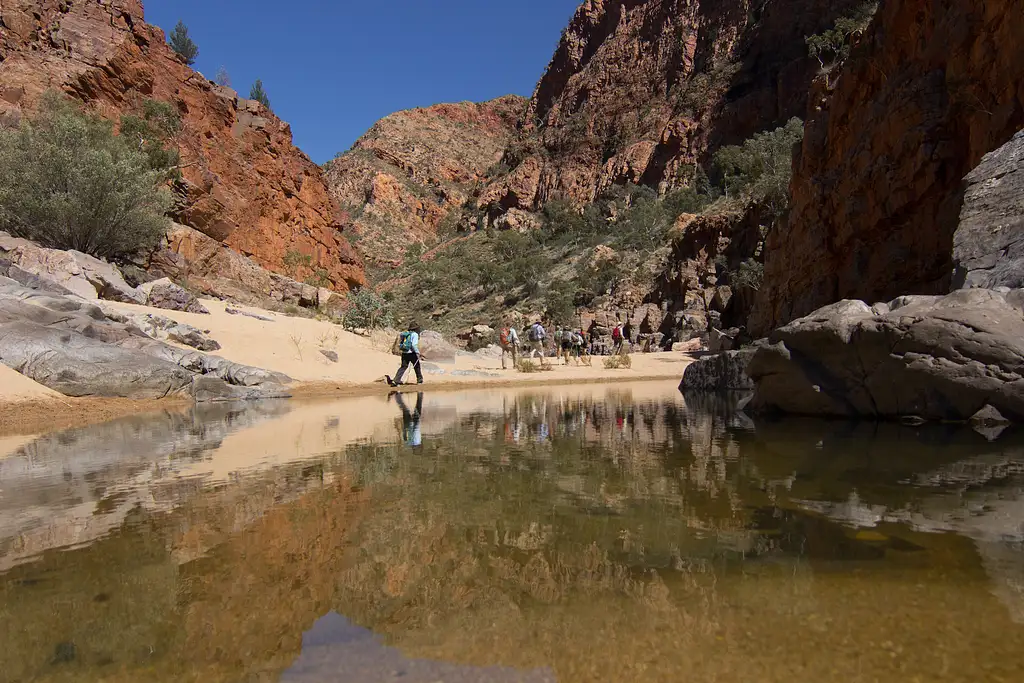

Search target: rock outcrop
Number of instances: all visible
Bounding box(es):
[0,231,144,304]
[138,278,209,314]
[323,97,527,268]
[147,224,330,310]
[0,276,290,401]
[0,0,363,291]
[953,131,1024,290]
[1,229,313,314]
[753,0,1024,335]
[679,349,756,392]
[484,0,870,212]
[746,289,1024,421]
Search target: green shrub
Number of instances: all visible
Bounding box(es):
[304,269,332,288]
[544,279,576,323]
[343,288,394,330]
[729,258,765,291]
[168,21,199,65]
[250,79,271,109]
[517,358,551,373]
[603,354,632,369]
[613,196,674,251]
[0,93,171,258]
[806,3,878,68]
[119,98,181,179]
[712,117,804,216]
[283,249,313,277]
[662,186,712,219]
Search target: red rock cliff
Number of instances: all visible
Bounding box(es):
[482,0,869,213]
[752,0,1024,335]
[0,0,364,291]
[323,96,527,269]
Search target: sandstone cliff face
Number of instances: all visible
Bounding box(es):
[323,97,527,268]
[752,0,1024,335]
[482,0,869,214]
[0,0,364,291]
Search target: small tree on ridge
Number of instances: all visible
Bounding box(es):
[168,21,199,66]
[250,79,271,109]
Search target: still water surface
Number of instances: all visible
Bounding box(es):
[2,382,1024,682]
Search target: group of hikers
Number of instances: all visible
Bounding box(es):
[385,319,630,387]
[497,320,627,369]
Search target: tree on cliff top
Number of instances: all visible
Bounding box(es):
[168,21,199,66]
[0,93,171,258]
[214,66,231,88]
[250,80,271,110]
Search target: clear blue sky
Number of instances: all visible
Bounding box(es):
[145,1,580,164]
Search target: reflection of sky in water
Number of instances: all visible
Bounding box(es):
[283,612,555,683]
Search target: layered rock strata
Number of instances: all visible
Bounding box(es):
[323,97,526,267]
[953,131,1024,290]
[482,0,869,212]
[753,0,1024,334]
[0,0,363,290]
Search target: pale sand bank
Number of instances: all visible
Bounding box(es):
[103,297,695,387]
[1,296,693,435]
[0,364,60,402]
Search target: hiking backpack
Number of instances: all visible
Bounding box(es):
[528,325,543,342]
[612,326,622,342]
[399,331,414,352]
[500,327,512,346]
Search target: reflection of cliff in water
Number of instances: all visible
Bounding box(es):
[2,384,1024,682]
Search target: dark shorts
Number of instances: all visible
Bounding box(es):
[561,341,572,351]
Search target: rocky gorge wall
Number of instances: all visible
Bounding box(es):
[0,0,364,291]
[323,96,527,269]
[751,0,1024,335]
[480,0,870,214]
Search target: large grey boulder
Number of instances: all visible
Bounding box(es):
[418,330,459,362]
[139,277,209,314]
[0,276,290,400]
[103,308,221,352]
[747,289,1024,421]
[953,130,1024,290]
[0,232,145,304]
[679,349,756,391]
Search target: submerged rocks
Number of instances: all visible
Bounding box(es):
[746,289,1024,421]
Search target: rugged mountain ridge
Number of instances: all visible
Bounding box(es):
[0,0,364,291]
[480,0,869,215]
[323,97,527,269]
[751,0,1024,334]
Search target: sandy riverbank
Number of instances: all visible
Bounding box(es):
[0,297,693,435]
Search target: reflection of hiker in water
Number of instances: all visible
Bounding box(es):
[392,391,424,447]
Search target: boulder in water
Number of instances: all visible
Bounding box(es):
[747,289,1024,421]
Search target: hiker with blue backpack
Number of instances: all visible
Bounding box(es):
[386,322,424,387]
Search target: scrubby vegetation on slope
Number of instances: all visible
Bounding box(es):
[0,93,176,258]
[376,118,803,334]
